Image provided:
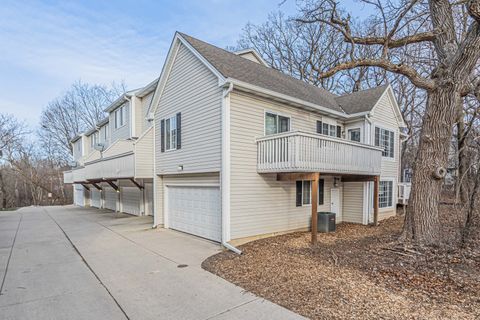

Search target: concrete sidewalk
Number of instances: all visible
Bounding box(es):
[0,206,305,320]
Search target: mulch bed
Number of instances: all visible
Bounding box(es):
[202,206,480,320]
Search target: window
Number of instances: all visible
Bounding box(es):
[379,180,393,208]
[90,132,98,148]
[114,106,126,129]
[165,116,177,151]
[296,179,325,207]
[302,181,311,205]
[348,128,361,142]
[317,121,341,138]
[265,112,290,135]
[161,113,181,152]
[104,124,109,140]
[375,127,394,158]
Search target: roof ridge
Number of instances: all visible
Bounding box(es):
[178,32,341,104]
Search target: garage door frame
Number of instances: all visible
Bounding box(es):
[164,183,221,242]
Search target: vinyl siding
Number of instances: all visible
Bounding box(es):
[134,127,154,178]
[72,140,83,162]
[142,92,154,132]
[342,182,364,223]
[99,123,110,149]
[110,101,131,142]
[369,90,401,217]
[229,91,343,240]
[102,140,133,158]
[154,43,222,175]
[133,96,143,137]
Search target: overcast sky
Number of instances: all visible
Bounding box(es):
[0,0,367,129]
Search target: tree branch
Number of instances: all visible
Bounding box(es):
[349,31,437,48]
[313,58,435,90]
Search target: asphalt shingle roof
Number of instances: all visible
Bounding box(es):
[335,85,389,114]
[179,33,388,116]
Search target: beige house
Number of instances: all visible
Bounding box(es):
[64,79,157,216]
[147,32,406,245]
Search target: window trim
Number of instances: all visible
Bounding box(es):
[114,105,127,130]
[374,125,395,160]
[164,114,178,151]
[317,119,341,138]
[348,128,361,142]
[378,178,395,209]
[264,110,291,136]
[298,179,325,207]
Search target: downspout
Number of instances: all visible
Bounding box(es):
[221,82,242,255]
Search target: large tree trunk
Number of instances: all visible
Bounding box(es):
[456,107,469,203]
[402,86,460,245]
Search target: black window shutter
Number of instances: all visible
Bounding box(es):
[389,131,394,157]
[316,121,322,134]
[160,119,165,153]
[176,112,181,149]
[336,126,342,138]
[318,179,324,205]
[375,127,380,146]
[296,181,302,207]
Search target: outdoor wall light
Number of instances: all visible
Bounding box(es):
[334,177,340,187]
[178,165,184,171]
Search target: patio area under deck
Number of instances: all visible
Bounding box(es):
[276,172,380,245]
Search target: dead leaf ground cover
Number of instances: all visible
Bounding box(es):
[202,206,480,320]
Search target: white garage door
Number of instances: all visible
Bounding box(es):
[144,183,154,216]
[121,187,141,215]
[91,189,101,208]
[104,188,117,211]
[167,186,221,242]
[74,184,84,206]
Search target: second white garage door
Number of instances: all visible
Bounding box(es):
[121,187,141,216]
[104,188,117,211]
[74,184,84,206]
[167,186,221,242]
[91,189,101,208]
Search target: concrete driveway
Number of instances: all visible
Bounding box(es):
[0,206,304,320]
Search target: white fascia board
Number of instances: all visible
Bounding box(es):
[234,49,270,67]
[226,78,349,119]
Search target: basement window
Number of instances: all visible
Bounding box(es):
[379,180,393,208]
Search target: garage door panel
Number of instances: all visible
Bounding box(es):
[104,188,117,211]
[168,186,221,242]
[121,187,141,215]
[91,189,101,208]
[74,185,84,206]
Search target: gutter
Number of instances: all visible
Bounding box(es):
[220,82,242,255]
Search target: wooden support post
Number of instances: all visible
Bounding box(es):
[311,173,319,244]
[373,176,379,226]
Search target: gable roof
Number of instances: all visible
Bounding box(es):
[179,33,344,114]
[335,85,389,114]
[150,32,400,122]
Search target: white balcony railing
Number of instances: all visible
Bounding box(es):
[63,170,73,184]
[85,153,134,180]
[72,167,86,182]
[398,182,411,205]
[257,131,382,175]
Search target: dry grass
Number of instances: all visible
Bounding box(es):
[203,206,480,320]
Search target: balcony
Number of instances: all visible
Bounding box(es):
[86,152,135,180]
[63,167,86,183]
[256,131,382,176]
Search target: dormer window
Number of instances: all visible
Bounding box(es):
[114,105,126,129]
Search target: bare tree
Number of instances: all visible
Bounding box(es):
[38,80,126,164]
[0,114,28,209]
[291,0,480,246]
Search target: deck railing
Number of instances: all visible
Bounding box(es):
[257,131,382,175]
[398,182,411,205]
[85,152,135,180]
